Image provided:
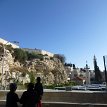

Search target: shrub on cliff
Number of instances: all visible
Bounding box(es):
[5,44,13,53]
[28,71,35,83]
[0,45,3,53]
[26,52,44,60]
[54,54,66,64]
[13,48,28,63]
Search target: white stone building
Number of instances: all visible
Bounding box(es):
[0,38,19,48]
[65,64,94,85]
[22,48,54,57]
[84,64,90,85]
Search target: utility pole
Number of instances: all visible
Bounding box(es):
[103,56,107,90]
[93,55,102,83]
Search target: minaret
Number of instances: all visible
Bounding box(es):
[85,61,90,85]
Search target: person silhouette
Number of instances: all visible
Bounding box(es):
[34,77,43,107]
[20,83,38,107]
[6,83,19,107]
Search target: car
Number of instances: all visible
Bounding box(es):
[71,85,86,90]
[55,87,66,90]
[86,84,102,91]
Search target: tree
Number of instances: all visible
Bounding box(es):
[73,64,76,69]
[93,55,102,83]
[54,54,66,64]
[64,63,72,67]
[13,48,28,63]
[29,71,35,83]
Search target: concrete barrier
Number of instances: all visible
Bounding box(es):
[0,90,107,107]
[42,91,107,104]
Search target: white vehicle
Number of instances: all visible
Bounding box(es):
[86,84,103,91]
[71,85,86,90]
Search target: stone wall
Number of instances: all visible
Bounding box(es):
[0,91,107,104]
[42,91,107,104]
[22,48,54,57]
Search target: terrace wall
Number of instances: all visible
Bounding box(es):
[0,91,107,107]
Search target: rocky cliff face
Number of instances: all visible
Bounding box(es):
[0,47,68,86]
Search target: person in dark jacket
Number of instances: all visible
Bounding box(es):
[34,77,43,107]
[20,83,38,107]
[6,83,19,107]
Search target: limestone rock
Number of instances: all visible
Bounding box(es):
[0,48,68,86]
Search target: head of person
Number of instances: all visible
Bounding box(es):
[27,83,34,91]
[36,77,41,83]
[9,83,17,92]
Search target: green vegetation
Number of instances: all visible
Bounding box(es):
[0,45,3,53]
[50,57,54,60]
[44,84,56,89]
[64,63,76,69]
[26,52,44,61]
[0,43,13,53]
[12,49,44,63]
[94,56,102,83]
[5,44,13,53]
[44,81,77,89]
[28,71,35,83]
[0,43,4,53]
[3,47,68,88]
[13,48,28,63]
[54,54,66,64]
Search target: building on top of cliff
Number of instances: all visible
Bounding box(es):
[22,48,54,57]
[0,38,19,48]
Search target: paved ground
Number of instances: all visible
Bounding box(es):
[0,90,107,107]
[0,101,107,107]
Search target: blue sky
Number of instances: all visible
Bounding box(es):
[0,0,107,70]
